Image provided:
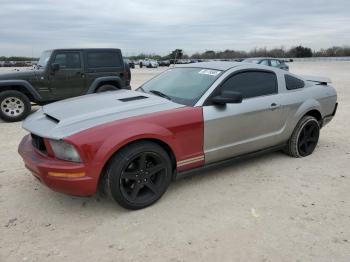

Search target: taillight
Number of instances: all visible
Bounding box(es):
[124,70,129,81]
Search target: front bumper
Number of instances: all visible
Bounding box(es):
[18,135,98,196]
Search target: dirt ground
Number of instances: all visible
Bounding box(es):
[0,62,349,262]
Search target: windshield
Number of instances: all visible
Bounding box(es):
[37,50,52,68]
[139,67,222,106]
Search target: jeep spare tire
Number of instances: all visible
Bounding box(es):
[0,90,31,122]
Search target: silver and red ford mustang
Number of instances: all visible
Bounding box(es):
[18,62,338,209]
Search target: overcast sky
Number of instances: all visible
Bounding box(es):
[0,0,349,57]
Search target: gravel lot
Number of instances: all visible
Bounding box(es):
[0,62,349,262]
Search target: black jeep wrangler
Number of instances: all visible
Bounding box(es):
[0,48,131,122]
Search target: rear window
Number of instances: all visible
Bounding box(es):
[285,75,305,90]
[87,52,121,68]
[271,60,281,67]
[243,58,260,64]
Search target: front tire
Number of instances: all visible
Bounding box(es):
[106,141,172,210]
[0,90,31,122]
[284,116,320,157]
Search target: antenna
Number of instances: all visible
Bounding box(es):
[172,49,178,68]
[31,47,35,68]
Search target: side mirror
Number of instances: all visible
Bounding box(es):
[51,63,60,72]
[212,91,243,105]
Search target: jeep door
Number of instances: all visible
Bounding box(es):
[203,70,287,164]
[49,51,85,99]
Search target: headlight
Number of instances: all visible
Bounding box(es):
[49,139,81,162]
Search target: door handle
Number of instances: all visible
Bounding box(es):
[76,72,85,78]
[270,103,280,110]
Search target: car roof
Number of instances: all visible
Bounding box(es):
[243,57,284,61]
[44,48,121,52]
[176,61,242,71]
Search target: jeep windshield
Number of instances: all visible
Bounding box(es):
[37,50,52,68]
[139,67,222,106]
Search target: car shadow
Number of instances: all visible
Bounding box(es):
[28,150,288,215]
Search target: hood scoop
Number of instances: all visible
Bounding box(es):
[45,113,60,123]
[118,96,148,102]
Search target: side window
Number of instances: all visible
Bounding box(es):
[270,60,281,67]
[87,52,121,68]
[285,75,305,90]
[260,60,269,66]
[53,52,81,69]
[221,71,278,99]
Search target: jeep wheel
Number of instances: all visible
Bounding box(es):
[284,115,320,157]
[0,90,31,122]
[96,85,118,93]
[106,141,172,210]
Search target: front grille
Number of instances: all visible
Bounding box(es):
[31,134,47,154]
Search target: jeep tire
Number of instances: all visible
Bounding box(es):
[0,90,31,122]
[96,85,119,93]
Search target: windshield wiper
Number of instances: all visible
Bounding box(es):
[149,90,172,101]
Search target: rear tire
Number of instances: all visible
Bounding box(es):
[106,141,172,210]
[0,90,31,122]
[96,85,118,93]
[284,116,320,158]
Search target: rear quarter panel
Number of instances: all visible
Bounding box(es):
[279,82,337,141]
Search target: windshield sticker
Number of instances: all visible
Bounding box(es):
[198,69,221,76]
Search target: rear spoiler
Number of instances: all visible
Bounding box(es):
[301,75,332,85]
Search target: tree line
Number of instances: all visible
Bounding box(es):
[129,45,350,60]
[1,45,350,61]
[0,56,38,61]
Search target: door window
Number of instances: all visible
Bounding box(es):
[53,52,81,69]
[220,71,277,99]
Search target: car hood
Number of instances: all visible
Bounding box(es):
[23,89,185,140]
[0,68,45,81]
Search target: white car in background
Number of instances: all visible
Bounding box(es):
[140,59,159,68]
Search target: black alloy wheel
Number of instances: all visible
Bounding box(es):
[120,152,167,203]
[106,141,172,209]
[284,115,320,158]
[297,119,320,157]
